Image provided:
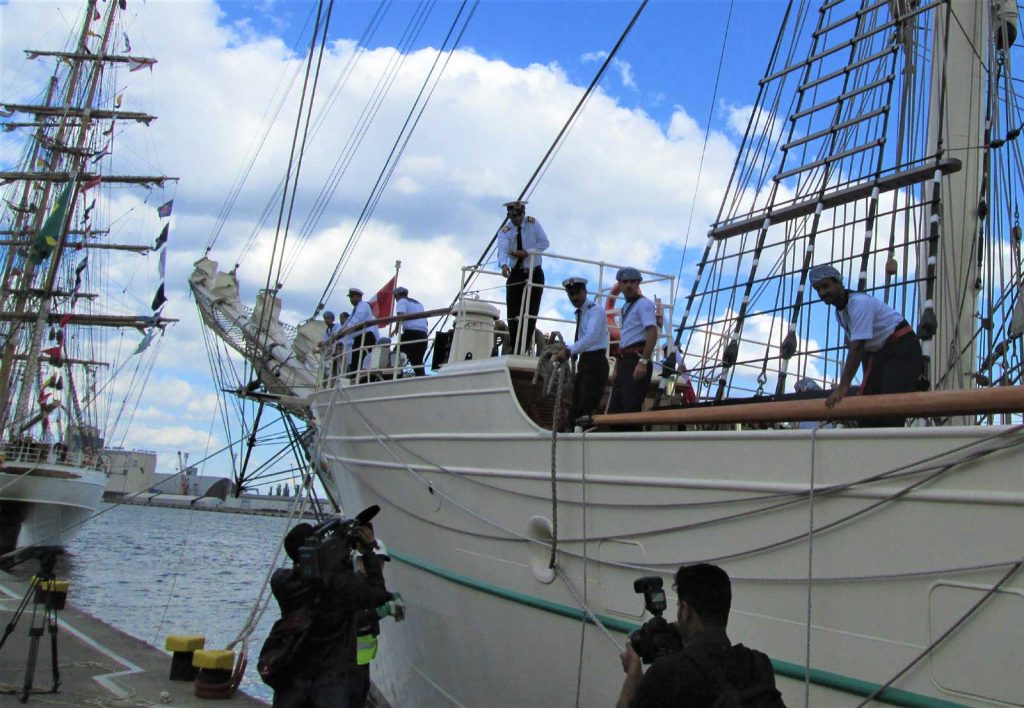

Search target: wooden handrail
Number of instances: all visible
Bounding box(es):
[593,386,1024,427]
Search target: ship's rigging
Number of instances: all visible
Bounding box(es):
[1,0,177,451]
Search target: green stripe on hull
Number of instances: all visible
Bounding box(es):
[391,550,967,707]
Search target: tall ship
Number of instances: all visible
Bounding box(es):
[193,0,1024,705]
[0,0,174,560]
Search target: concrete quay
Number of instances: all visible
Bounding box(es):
[0,572,264,706]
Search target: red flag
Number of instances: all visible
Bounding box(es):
[42,345,62,365]
[368,275,397,319]
[82,175,102,191]
[59,313,72,327]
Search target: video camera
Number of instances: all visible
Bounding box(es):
[297,505,380,582]
[628,576,683,664]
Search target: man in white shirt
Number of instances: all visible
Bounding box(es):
[497,200,549,355]
[556,277,609,429]
[317,311,342,385]
[608,267,658,418]
[810,263,924,426]
[345,288,377,379]
[394,286,428,376]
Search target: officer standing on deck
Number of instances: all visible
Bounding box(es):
[556,277,609,429]
[497,200,549,354]
[809,263,924,426]
[345,288,377,378]
[608,267,658,417]
[317,311,342,384]
[394,286,428,376]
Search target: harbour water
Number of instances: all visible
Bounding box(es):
[11,502,294,704]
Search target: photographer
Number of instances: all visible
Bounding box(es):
[616,564,783,708]
[268,517,393,708]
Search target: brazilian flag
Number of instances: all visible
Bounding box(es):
[29,184,73,264]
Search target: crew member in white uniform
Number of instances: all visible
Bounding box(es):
[497,200,549,355]
[608,267,658,421]
[809,263,924,426]
[345,287,377,379]
[556,277,609,429]
[317,310,342,385]
[394,286,429,376]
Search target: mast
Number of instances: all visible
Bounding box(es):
[0,0,104,430]
[10,0,119,433]
[0,0,175,438]
[923,0,986,395]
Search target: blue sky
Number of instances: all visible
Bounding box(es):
[2,0,790,480]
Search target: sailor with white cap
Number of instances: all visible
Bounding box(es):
[809,263,923,425]
[496,200,549,354]
[394,286,428,376]
[345,287,377,378]
[318,310,343,385]
[608,266,658,418]
[556,276,610,430]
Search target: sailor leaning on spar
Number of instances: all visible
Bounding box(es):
[809,263,925,427]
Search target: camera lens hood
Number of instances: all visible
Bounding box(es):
[355,504,380,525]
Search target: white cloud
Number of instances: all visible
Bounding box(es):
[2,0,754,474]
[580,50,636,89]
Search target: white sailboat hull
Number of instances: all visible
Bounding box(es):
[313,357,1024,707]
[0,457,107,555]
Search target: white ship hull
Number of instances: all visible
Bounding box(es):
[313,357,1024,707]
[0,451,107,557]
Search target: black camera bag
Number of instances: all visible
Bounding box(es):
[257,604,313,690]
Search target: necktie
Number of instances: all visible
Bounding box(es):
[514,225,524,269]
[572,309,581,360]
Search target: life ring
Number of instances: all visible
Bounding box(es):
[604,282,642,356]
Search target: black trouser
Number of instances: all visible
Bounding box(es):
[348,331,377,378]
[398,329,428,376]
[506,265,544,355]
[859,330,923,428]
[569,350,610,429]
[608,349,653,429]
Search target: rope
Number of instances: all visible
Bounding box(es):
[573,430,590,708]
[149,502,197,646]
[437,0,651,332]
[225,475,315,651]
[855,557,1024,707]
[556,567,623,653]
[804,426,819,707]
[533,344,570,568]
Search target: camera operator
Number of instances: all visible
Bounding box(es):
[615,563,784,708]
[270,519,393,708]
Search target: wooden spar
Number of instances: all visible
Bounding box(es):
[24,50,156,65]
[593,386,1024,426]
[0,238,147,253]
[0,171,172,186]
[0,105,156,124]
[0,312,178,328]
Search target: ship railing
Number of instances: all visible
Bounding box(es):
[0,440,104,469]
[317,307,453,388]
[460,250,678,362]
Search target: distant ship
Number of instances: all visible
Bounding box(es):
[0,0,175,561]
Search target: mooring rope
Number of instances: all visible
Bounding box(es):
[804,425,820,706]
[533,344,571,569]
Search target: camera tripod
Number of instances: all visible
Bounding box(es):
[0,549,63,702]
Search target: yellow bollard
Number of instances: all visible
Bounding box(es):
[165,635,205,681]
